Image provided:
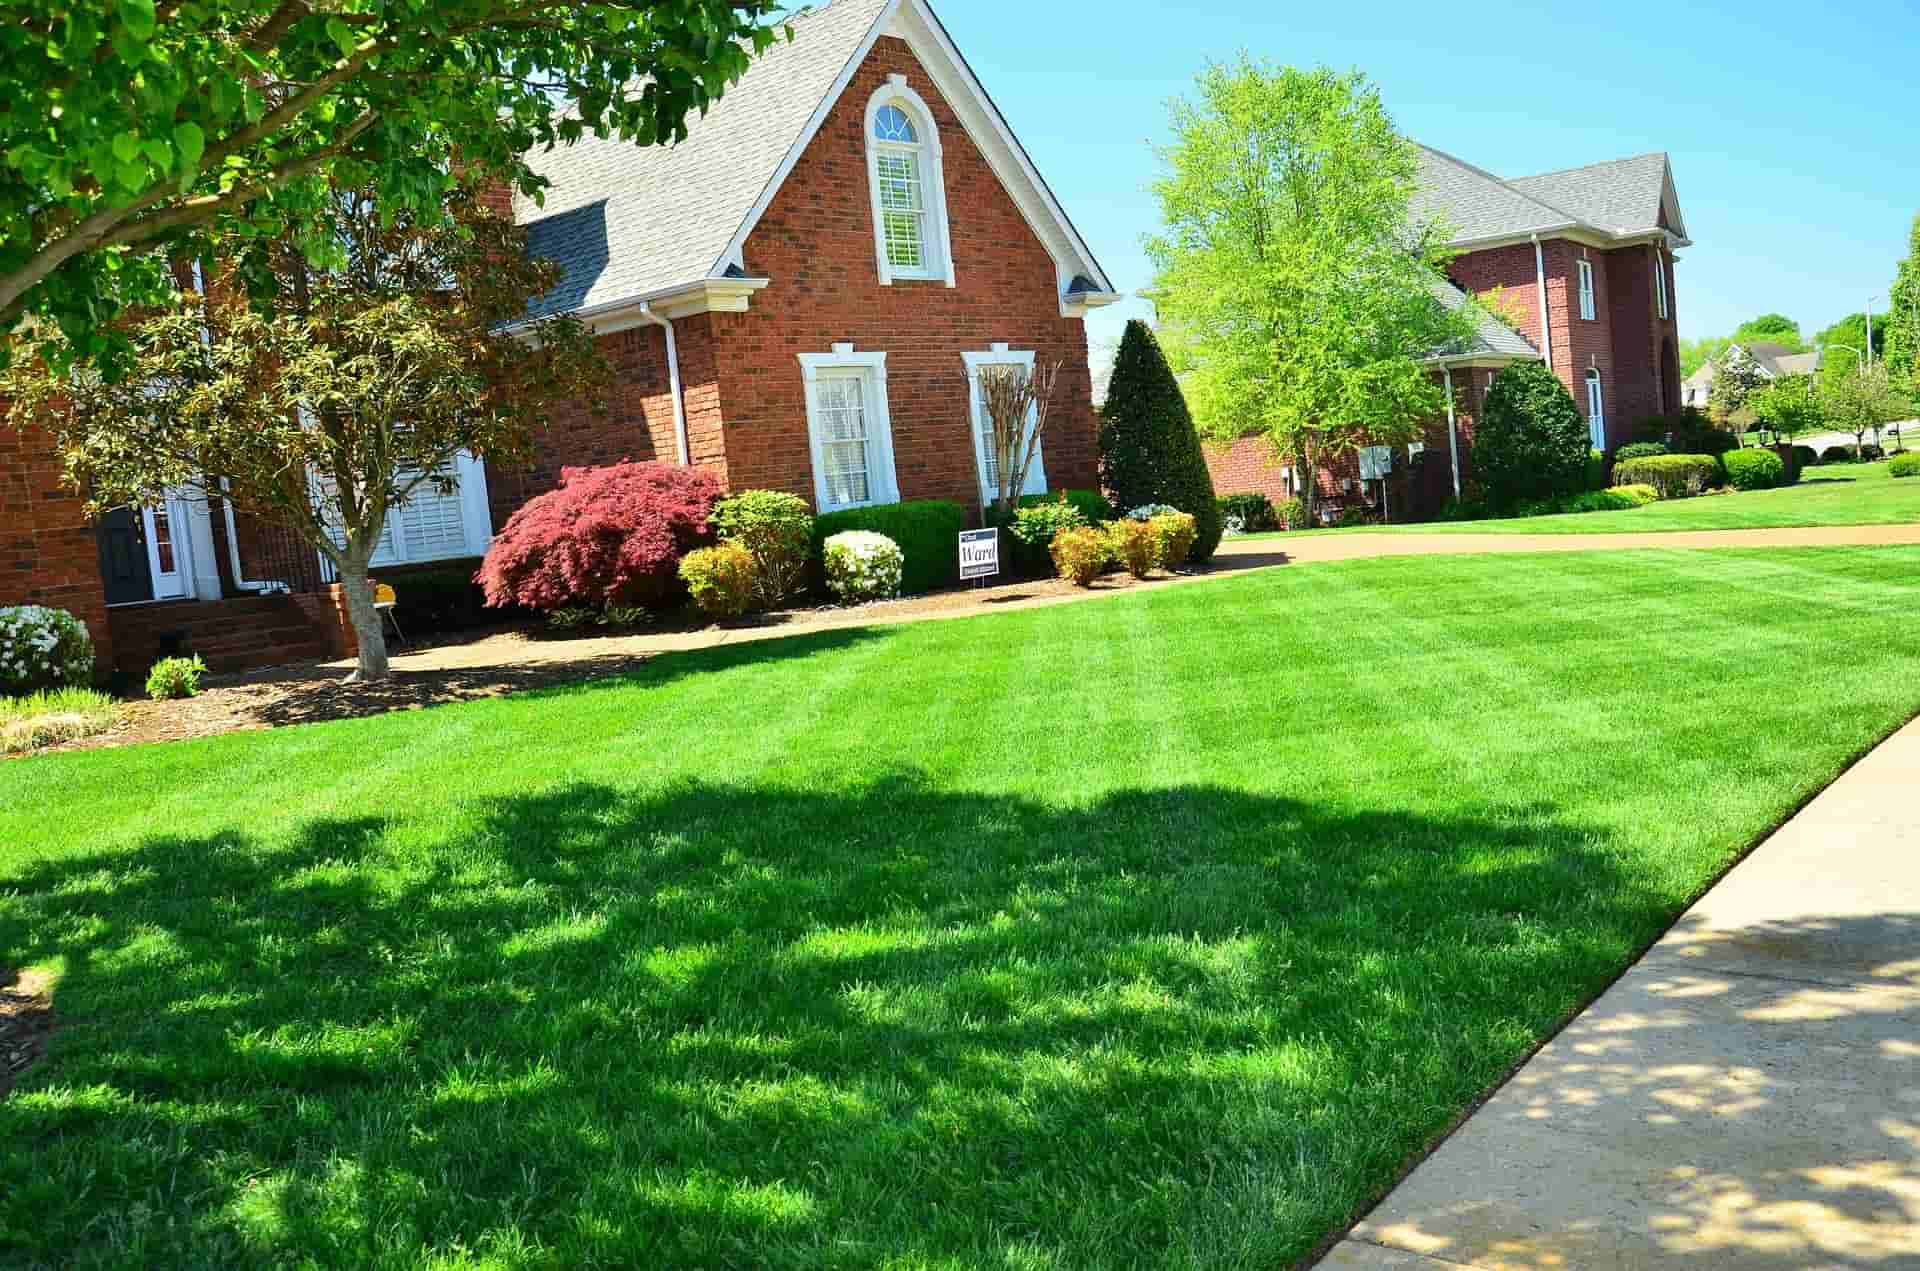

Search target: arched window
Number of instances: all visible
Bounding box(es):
[1585,369,1606,450]
[865,76,953,287]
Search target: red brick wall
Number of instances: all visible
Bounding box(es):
[711,35,1098,521]
[0,418,114,675]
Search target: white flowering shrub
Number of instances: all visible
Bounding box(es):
[1126,503,1180,521]
[822,531,904,603]
[0,606,95,697]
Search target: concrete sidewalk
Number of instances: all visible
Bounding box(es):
[1321,715,1920,1270]
[1215,522,1920,569]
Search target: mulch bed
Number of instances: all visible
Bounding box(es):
[0,970,55,1100]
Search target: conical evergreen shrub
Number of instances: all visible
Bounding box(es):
[1097,320,1223,561]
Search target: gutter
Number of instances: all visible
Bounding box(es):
[1442,366,1462,499]
[635,304,690,466]
[1531,234,1555,374]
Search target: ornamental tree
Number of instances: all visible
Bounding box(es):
[1749,373,1822,443]
[1887,212,1920,389]
[1473,361,1590,507]
[977,358,1064,521]
[1,0,787,374]
[3,182,607,681]
[1820,363,1912,460]
[1097,320,1222,561]
[1147,59,1477,529]
[1706,347,1768,424]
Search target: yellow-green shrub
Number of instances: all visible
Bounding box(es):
[1148,511,1198,568]
[1107,518,1162,579]
[1049,526,1108,587]
[678,544,757,618]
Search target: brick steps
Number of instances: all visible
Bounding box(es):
[107,592,353,677]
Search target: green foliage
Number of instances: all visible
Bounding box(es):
[1511,485,1661,517]
[1750,374,1824,442]
[1707,348,1769,421]
[1820,363,1912,452]
[1585,449,1607,492]
[812,501,966,596]
[711,490,813,607]
[1608,484,1661,507]
[546,604,648,631]
[1217,492,1277,533]
[1005,499,1087,577]
[1020,489,1113,524]
[1732,313,1806,349]
[144,655,207,701]
[822,532,904,604]
[1889,451,1920,478]
[1145,60,1472,530]
[1888,213,1920,385]
[1793,445,1820,472]
[1474,363,1592,507]
[1679,336,1729,379]
[0,685,117,754]
[1611,454,1725,499]
[383,563,489,633]
[1148,512,1199,568]
[1106,518,1161,578]
[1048,526,1108,586]
[678,545,759,619]
[0,605,94,696]
[1097,322,1223,561]
[1615,442,1669,462]
[1722,448,1785,491]
[0,0,790,375]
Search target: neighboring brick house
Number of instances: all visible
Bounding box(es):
[1206,144,1690,522]
[0,0,1118,679]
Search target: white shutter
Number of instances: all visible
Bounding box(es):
[392,462,468,561]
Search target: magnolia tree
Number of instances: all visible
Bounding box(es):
[1821,363,1912,459]
[1706,348,1768,427]
[977,360,1063,519]
[3,185,607,681]
[1147,60,1477,527]
[1,0,787,374]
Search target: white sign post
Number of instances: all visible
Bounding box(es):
[959,527,1000,583]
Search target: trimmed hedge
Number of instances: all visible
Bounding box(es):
[1611,453,1724,499]
[1614,441,1669,462]
[1890,451,1920,478]
[812,499,965,595]
[1792,445,1819,472]
[1722,448,1785,491]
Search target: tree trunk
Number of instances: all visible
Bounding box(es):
[1296,441,1318,528]
[335,553,391,682]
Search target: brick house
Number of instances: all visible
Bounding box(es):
[1205,144,1690,522]
[1,0,1118,679]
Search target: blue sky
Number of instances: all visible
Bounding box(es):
[933,0,1918,354]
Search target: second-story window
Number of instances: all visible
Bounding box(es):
[865,77,954,287]
[1577,258,1596,321]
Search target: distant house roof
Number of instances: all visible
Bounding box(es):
[1684,342,1821,391]
[1415,145,1689,250]
[516,0,1115,323]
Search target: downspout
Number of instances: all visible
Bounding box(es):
[1443,365,1462,499]
[1531,233,1554,375]
[636,303,690,465]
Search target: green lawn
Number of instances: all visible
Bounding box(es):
[5,548,1920,1268]
[1246,459,1919,538]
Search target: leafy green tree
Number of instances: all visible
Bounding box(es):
[1816,313,1890,391]
[1706,347,1768,424]
[1679,335,1730,379]
[1750,373,1822,443]
[1473,362,1589,507]
[1821,363,1912,459]
[1098,320,1223,560]
[1888,213,1920,388]
[1145,59,1476,528]
[1,0,787,374]
[1730,313,1806,350]
[3,186,606,681]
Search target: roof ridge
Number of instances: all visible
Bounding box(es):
[1509,151,1668,183]
[1415,142,1586,231]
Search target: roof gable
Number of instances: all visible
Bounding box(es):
[1415,144,1689,250]
[1507,153,1673,238]
[518,0,1114,322]
[1414,145,1576,245]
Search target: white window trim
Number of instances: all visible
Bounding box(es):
[962,343,1047,506]
[799,344,900,513]
[1654,249,1669,321]
[1585,370,1606,450]
[864,75,956,289]
[1577,258,1597,322]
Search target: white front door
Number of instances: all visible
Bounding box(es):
[143,496,191,600]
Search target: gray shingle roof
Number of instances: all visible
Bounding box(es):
[1506,153,1671,237]
[1431,276,1539,361]
[1414,146,1578,244]
[517,0,890,319]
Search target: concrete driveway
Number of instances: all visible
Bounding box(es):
[1320,715,1920,1269]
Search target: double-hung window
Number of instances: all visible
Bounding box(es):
[1585,369,1606,450]
[1577,258,1597,321]
[1654,250,1670,320]
[800,345,899,513]
[963,345,1047,505]
[865,76,954,287]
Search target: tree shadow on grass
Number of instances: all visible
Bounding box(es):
[0,777,1668,1268]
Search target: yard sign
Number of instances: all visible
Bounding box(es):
[959,528,1000,581]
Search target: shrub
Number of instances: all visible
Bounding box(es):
[1615,441,1669,462]
[1336,505,1367,528]
[1049,526,1107,587]
[822,531,904,603]
[1585,448,1607,491]
[1021,489,1112,525]
[813,500,965,595]
[478,462,720,614]
[1217,492,1276,533]
[1608,483,1660,507]
[1098,319,1223,561]
[1274,496,1305,530]
[144,655,206,700]
[1890,451,1920,478]
[1820,445,1856,464]
[1107,518,1162,578]
[711,489,812,607]
[1861,444,1885,461]
[1722,448,1785,491]
[1792,445,1819,472]
[1005,497,1087,577]
[1474,362,1592,507]
[386,563,488,634]
[0,686,117,755]
[678,544,759,619]
[0,605,94,696]
[1149,511,1198,568]
[1611,454,1724,499]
